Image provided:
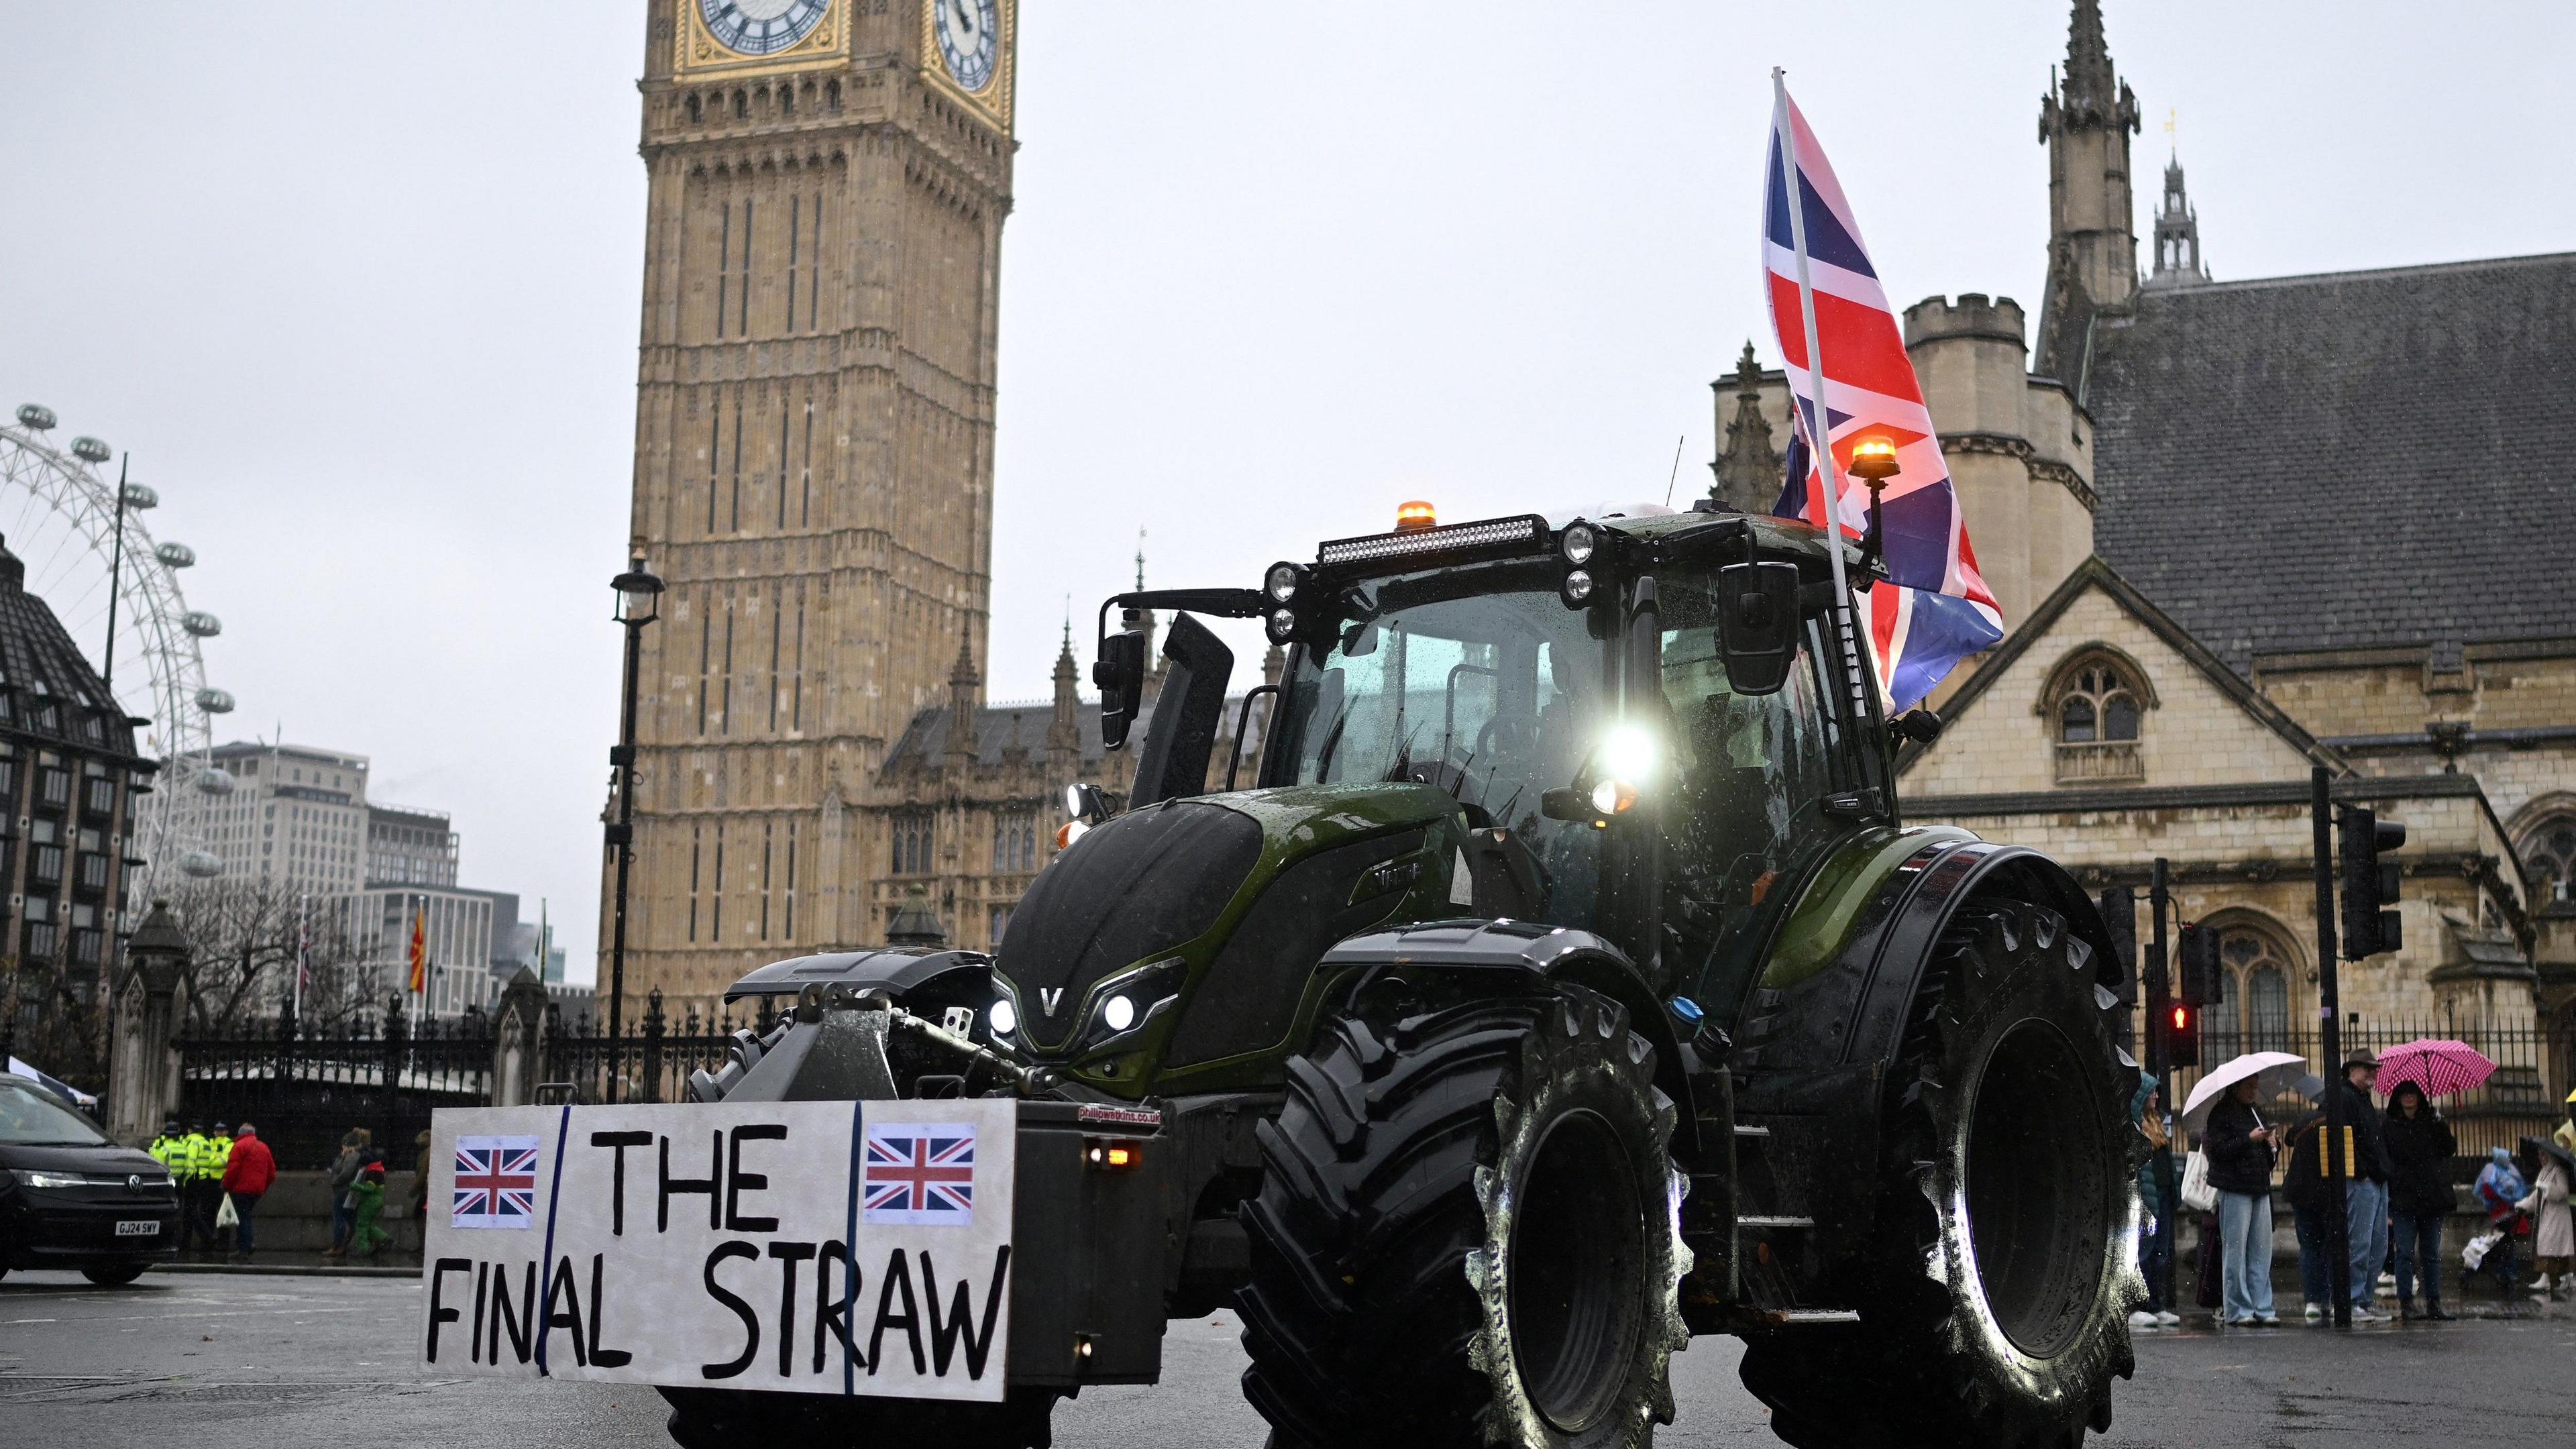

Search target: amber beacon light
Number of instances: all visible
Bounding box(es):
[1393,500,1438,533]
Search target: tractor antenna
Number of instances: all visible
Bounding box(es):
[1662,433,1686,508]
[1135,528,1147,593]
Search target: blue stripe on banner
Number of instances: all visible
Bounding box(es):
[533,1103,572,1377]
[843,1100,864,1395]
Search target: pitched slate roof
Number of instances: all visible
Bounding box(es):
[2087,252,2576,671]
[882,700,1111,773]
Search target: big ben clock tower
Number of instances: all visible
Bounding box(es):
[614,0,1018,1015]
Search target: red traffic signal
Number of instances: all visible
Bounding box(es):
[2164,1001,2200,1069]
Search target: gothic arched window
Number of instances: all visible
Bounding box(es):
[2522,815,2576,904]
[2044,649,2153,784]
[2223,931,2294,1055]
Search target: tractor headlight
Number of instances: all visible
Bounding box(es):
[1560,569,1595,606]
[1559,521,1598,566]
[1267,607,1298,645]
[1101,994,1136,1032]
[1265,561,1302,603]
[988,998,1018,1037]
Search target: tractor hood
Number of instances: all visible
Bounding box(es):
[991,782,1468,1091]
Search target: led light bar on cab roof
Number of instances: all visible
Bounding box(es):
[1314,512,1548,571]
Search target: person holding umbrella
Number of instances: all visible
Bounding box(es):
[2181,1051,2307,1327]
[2205,1075,2281,1325]
[2381,1081,2456,1320]
[2518,1136,2575,1300]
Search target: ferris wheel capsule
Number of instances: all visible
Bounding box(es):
[70,437,111,464]
[194,765,236,796]
[178,849,225,879]
[156,541,195,567]
[121,483,158,510]
[180,610,221,637]
[14,405,55,430]
[195,686,233,713]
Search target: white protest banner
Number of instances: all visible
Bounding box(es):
[420,1098,1016,1402]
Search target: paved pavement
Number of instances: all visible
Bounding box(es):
[4,1270,2573,1448]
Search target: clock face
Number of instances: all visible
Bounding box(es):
[699,0,830,58]
[932,0,999,92]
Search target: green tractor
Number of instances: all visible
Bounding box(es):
[667,504,2140,1448]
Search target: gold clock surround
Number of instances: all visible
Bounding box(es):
[918,0,1016,131]
[675,0,849,80]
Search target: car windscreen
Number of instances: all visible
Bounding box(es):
[0,1077,109,1146]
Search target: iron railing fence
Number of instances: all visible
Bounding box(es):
[539,988,775,1106]
[2159,1016,2564,1167]
[174,997,492,1169]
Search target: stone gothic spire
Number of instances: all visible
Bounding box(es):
[2145,150,2210,288]
[1046,617,1081,763]
[945,619,980,771]
[2035,0,2142,390]
[2061,0,2115,107]
[1709,341,1784,514]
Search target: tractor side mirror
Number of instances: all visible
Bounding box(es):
[1094,629,1148,749]
[1128,613,1234,809]
[1715,560,1801,696]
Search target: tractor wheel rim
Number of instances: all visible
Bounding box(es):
[1508,1108,1644,1432]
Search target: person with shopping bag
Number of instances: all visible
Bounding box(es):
[217,1122,276,1263]
[2127,1073,2182,1330]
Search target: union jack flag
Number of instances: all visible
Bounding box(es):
[863,1122,977,1226]
[451,1135,540,1229]
[1764,83,2005,708]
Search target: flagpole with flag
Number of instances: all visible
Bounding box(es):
[1762,76,2006,710]
[407,896,427,1002]
[292,891,308,1021]
[1770,67,1872,719]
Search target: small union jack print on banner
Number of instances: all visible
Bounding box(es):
[452,1135,541,1229]
[863,1122,977,1226]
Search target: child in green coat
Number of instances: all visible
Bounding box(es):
[347,1162,393,1258]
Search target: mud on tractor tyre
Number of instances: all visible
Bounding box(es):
[1238,981,1689,1449]
[1739,896,2139,1449]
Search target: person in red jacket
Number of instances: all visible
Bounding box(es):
[219,1122,278,1262]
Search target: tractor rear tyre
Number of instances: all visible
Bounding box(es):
[1237,981,1688,1449]
[1738,896,2139,1449]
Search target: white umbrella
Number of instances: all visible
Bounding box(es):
[2180,1051,2310,1131]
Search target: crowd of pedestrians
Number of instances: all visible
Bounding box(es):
[2133,1048,2576,1330]
[144,1118,274,1260]
[142,1120,412,1260]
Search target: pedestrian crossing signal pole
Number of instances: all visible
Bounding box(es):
[2313,767,2351,1329]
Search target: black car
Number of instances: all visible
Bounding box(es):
[0,1074,178,1285]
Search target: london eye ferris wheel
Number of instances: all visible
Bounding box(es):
[0,402,231,896]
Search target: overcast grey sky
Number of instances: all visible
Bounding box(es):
[5,3,2568,980]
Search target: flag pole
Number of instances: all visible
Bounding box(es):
[1772,70,1872,722]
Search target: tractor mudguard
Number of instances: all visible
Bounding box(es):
[1739,834,2121,1078]
[1314,918,1700,1160]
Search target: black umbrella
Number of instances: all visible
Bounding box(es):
[2518,1135,2576,1179]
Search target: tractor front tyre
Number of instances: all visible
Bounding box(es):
[1739,896,2140,1449]
[1237,982,1689,1449]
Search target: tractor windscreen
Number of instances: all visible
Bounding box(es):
[1270,556,1855,990]
[1271,559,1615,929]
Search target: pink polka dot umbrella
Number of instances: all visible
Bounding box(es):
[2374,1038,2497,1099]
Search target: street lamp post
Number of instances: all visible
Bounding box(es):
[606,555,664,1061]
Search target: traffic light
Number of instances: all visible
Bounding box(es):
[2339,806,2407,959]
[2163,1001,2200,1068]
[2176,923,2223,1007]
